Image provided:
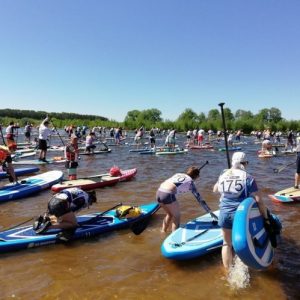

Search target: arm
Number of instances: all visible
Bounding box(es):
[251,191,268,219]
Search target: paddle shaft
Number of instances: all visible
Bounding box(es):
[80,203,122,226]
[49,120,65,146]
[273,161,296,173]
[219,102,231,168]
[192,189,217,220]
[199,161,209,171]
[0,217,34,233]
[174,228,209,247]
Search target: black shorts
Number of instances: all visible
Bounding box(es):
[156,190,176,205]
[5,155,12,164]
[296,152,300,174]
[48,197,70,217]
[25,132,30,138]
[38,139,48,151]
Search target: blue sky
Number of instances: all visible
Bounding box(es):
[0,0,299,122]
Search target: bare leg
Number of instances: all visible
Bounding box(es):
[221,228,233,270]
[160,201,180,232]
[295,173,300,188]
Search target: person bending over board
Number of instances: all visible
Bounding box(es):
[34,188,97,240]
[156,166,217,233]
[213,152,269,270]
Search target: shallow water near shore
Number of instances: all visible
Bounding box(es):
[0,132,299,299]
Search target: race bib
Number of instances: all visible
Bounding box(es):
[218,169,247,199]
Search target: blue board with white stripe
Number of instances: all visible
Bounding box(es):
[0,202,159,253]
[161,210,223,260]
[232,197,280,270]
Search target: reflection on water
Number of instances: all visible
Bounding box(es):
[0,133,299,299]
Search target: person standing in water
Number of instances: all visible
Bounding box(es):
[213,152,269,270]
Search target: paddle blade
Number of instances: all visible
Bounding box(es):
[130,215,152,235]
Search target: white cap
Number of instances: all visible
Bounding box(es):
[232,152,247,169]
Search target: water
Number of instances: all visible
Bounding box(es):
[0,132,299,299]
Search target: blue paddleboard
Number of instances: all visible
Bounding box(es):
[161,210,222,260]
[0,170,64,202]
[0,202,159,253]
[0,167,39,179]
[232,197,281,270]
[218,146,242,151]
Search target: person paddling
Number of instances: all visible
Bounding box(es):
[38,116,54,162]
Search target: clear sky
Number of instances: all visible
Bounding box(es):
[0,0,299,122]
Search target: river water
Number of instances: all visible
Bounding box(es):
[0,132,299,300]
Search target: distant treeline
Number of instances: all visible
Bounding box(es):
[0,107,299,134]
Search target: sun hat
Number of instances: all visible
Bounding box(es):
[231,152,248,169]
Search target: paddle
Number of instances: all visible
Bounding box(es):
[54,128,65,146]
[130,206,160,235]
[79,203,123,226]
[0,217,34,233]
[49,120,65,146]
[192,190,218,222]
[199,160,209,171]
[172,228,210,247]
[219,102,231,168]
[273,161,296,173]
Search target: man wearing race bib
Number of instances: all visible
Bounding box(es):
[156,166,216,233]
[213,151,269,270]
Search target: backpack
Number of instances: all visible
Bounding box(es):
[115,205,142,219]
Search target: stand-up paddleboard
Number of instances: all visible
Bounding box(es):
[0,171,64,202]
[51,168,137,192]
[0,167,40,179]
[268,187,300,203]
[155,148,188,155]
[12,151,37,160]
[161,210,222,260]
[139,149,156,155]
[188,144,214,150]
[0,202,159,253]
[12,157,66,165]
[129,148,150,153]
[232,197,281,270]
[79,149,111,155]
[232,142,248,146]
[218,146,242,152]
[15,148,36,154]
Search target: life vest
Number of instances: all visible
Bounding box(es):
[66,144,78,161]
[0,146,10,163]
[115,205,142,219]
